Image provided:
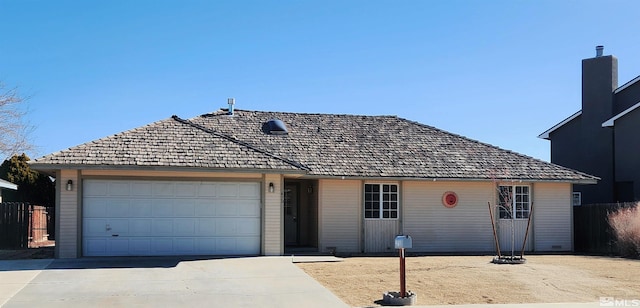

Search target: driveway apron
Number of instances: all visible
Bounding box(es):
[0,256,348,308]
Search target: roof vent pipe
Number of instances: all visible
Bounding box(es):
[227,98,235,115]
[596,45,604,57]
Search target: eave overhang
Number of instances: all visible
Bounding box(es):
[538,110,582,140]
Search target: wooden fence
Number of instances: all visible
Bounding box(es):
[0,203,55,249]
[573,202,637,254]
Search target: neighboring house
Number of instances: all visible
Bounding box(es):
[0,178,18,203]
[31,106,596,258]
[539,46,640,205]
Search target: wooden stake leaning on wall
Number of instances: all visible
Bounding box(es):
[520,202,534,258]
[488,201,501,258]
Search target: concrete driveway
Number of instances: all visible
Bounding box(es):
[0,256,348,308]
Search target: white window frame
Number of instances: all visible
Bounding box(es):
[498,185,531,220]
[364,183,399,220]
[572,192,582,206]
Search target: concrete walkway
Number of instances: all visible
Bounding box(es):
[0,256,348,308]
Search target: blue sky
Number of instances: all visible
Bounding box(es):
[2,0,639,162]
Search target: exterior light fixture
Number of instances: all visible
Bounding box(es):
[307,186,313,194]
[66,180,73,191]
[268,182,274,193]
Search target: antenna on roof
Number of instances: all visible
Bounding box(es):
[227,98,235,116]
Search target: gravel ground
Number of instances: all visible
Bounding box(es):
[297,255,640,307]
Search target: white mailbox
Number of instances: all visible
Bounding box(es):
[394,235,412,249]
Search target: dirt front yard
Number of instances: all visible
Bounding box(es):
[297,255,640,307]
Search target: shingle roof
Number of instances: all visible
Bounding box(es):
[31,117,307,172]
[31,109,598,182]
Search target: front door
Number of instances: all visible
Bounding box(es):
[284,184,298,246]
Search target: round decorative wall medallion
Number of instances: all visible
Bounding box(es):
[442,191,458,208]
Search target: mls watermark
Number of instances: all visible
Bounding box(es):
[600,297,640,307]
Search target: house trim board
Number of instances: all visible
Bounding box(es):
[614,74,640,94]
[538,110,582,140]
[602,100,640,127]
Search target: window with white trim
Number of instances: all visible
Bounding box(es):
[572,192,581,206]
[498,185,530,219]
[364,184,398,219]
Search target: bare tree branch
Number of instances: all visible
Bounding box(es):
[0,82,33,159]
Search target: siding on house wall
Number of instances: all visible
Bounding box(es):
[57,169,80,258]
[319,179,360,253]
[533,182,573,251]
[263,173,283,255]
[614,110,640,200]
[403,181,495,252]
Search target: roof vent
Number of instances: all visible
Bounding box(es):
[596,45,604,57]
[227,98,235,115]
[264,119,288,135]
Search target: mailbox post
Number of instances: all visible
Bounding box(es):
[394,235,412,298]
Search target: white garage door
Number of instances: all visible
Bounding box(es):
[83,180,261,256]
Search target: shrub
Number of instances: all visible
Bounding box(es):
[608,204,640,258]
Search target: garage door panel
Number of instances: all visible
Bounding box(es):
[173,200,195,216]
[130,238,151,255]
[108,182,131,196]
[216,238,237,253]
[130,219,152,235]
[153,238,173,253]
[198,183,216,197]
[175,183,198,197]
[131,182,152,196]
[174,238,196,253]
[196,238,216,251]
[195,200,216,216]
[153,219,174,235]
[174,219,196,236]
[196,218,216,235]
[130,200,152,217]
[85,239,107,255]
[84,199,107,217]
[237,200,260,216]
[107,199,130,217]
[216,201,239,216]
[236,237,260,253]
[237,218,260,235]
[85,219,108,236]
[239,183,259,198]
[216,220,238,236]
[83,180,261,256]
[108,239,130,254]
[153,182,174,197]
[218,184,239,197]
[109,219,130,235]
[84,182,108,197]
[153,200,173,217]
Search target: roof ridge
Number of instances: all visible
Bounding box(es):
[171,115,311,171]
[203,108,398,118]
